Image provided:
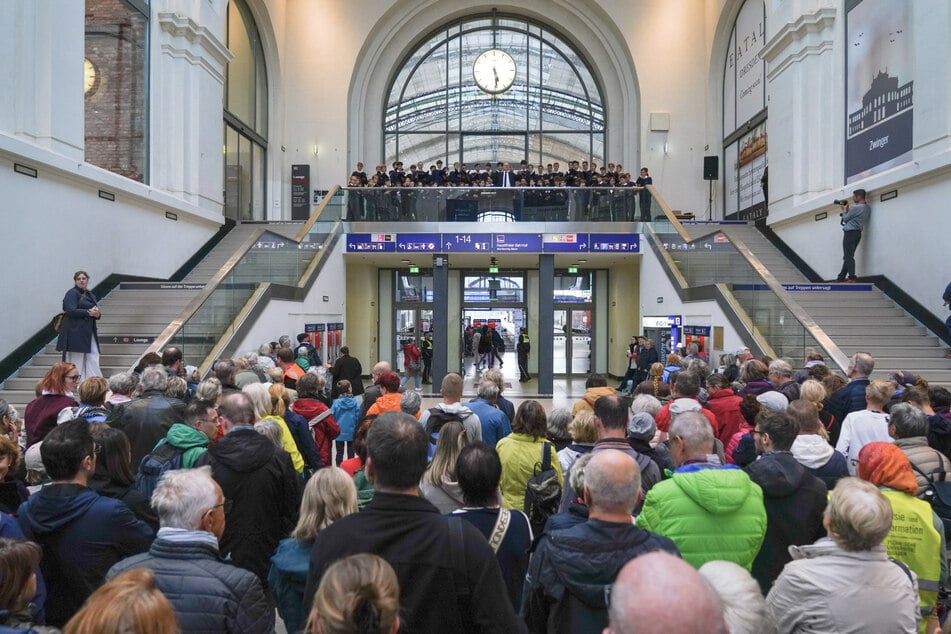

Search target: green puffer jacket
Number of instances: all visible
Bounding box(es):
[163,423,210,469]
[637,462,766,570]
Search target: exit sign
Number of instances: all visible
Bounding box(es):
[409,266,420,273]
[568,266,579,273]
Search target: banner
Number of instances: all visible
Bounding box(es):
[845,0,913,183]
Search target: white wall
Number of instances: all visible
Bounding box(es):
[639,239,748,360]
[230,237,348,356]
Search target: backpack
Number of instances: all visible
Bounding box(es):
[909,455,951,540]
[134,440,185,499]
[524,442,562,536]
[426,408,466,461]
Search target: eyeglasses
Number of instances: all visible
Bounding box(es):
[209,499,233,515]
[66,374,81,381]
[87,443,101,459]
[752,429,765,436]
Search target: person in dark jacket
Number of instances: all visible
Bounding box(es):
[16,420,153,626]
[107,466,274,633]
[303,412,523,633]
[196,392,300,583]
[55,270,102,379]
[359,361,394,420]
[87,425,158,531]
[626,412,674,474]
[745,410,827,593]
[824,352,874,445]
[328,346,364,399]
[523,450,680,633]
[109,366,186,467]
[24,363,79,448]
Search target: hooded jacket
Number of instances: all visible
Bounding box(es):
[162,422,210,468]
[791,434,849,488]
[745,451,828,592]
[637,461,766,570]
[419,402,483,442]
[571,387,616,417]
[16,484,153,626]
[196,427,299,582]
[291,398,340,468]
[522,519,680,634]
[706,389,745,445]
[330,394,361,442]
[365,391,403,417]
[655,397,720,436]
[766,539,920,634]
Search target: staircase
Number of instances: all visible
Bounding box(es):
[711,223,951,385]
[0,223,304,414]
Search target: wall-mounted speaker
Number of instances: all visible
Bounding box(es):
[703,156,719,181]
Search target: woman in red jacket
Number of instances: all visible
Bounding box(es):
[400,339,422,391]
[705,373,745,446]
[290,373,339,468]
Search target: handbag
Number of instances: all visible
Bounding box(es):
[51,312,66,333]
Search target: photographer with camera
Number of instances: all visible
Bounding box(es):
[834,189,871,282]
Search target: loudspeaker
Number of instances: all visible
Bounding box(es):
[703,156,719,181]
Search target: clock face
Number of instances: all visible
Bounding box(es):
[473,49,516,95]
[83,58,98,96]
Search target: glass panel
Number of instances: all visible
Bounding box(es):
[396,272,434,303]
[224,125,240,221]
[554,272,592,302]
[251,142,265,221]
[552,310,568,375]
[570,310,592,375]
[463,274,524,303]
[85,0,148,182]
[226,0,255,127]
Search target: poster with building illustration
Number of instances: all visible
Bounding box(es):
[845,0,913,183]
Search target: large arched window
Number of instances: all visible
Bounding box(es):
[722,0,767,221]
[384,14,605,168]
[224,0,267,221]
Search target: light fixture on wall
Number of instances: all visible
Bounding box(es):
[312,144,318,158]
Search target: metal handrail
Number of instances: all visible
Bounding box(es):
[724,233,851,373]
[139,227,267,362]
[294,185,341,242]
[643,221,849,372]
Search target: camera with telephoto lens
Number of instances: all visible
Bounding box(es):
[833,199,849,205]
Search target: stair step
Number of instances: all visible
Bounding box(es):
[812,316,916,327]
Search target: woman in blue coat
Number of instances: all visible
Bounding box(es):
[55,271,102,378]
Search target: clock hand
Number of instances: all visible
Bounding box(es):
[493,67,499,86]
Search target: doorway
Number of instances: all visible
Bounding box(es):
[395,308,434,372]
[553,309,592,376]
[462,307,525,379]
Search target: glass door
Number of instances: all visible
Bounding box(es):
[395,308,433,372]
[553,309,592,377]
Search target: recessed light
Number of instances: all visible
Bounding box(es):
[577,259,587,263]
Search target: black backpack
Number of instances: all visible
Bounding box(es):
[426,408,466,461]
[134,440,186,499]
[909,455,951,540]
[524,442,562,535]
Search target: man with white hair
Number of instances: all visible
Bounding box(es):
[523,449,680,632]
[638,411,767,570]
[360,361,396,420]
[768,359,800,402]
[110,365,186,467]
[107,467,274,632]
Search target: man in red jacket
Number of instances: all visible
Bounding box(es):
[654,372,719,438]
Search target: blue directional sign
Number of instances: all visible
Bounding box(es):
[346,233,396,252]
[494,233,543,252]
[590,233,640,253]
[442,233,493,252]
[543,233,589,252]
[396,233,441,252]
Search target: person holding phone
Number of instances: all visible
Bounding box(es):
[56,270,102,378]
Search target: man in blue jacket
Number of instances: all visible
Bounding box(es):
[108,467,274,633]
[523,449,680,633]
[824,352,874,445]
[16,420,153,626]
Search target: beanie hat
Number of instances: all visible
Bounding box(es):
[756,391,789,412]
[627,412,657,442]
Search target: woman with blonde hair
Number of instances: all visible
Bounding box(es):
[308,553,400,634]
[557,409,597,474]
[242,382,305,473]
[799,379,831,440]
[419,421,470,513]
[634,362,671,400]
[64,568,179,634]
[270,467,358,634]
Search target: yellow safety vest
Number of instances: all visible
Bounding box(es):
[881,489,942,620]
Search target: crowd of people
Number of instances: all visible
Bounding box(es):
[345,160,655,222]
[1,333,951,633]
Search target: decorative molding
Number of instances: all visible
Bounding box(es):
[761,7,836,66]
[766,41,834,80]
[160,44,227,84]
[157,11,233,68]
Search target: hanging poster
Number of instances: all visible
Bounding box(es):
[845,0,913,183]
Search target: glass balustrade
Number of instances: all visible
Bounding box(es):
[649,227,827,362]
[339,186,657,222]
